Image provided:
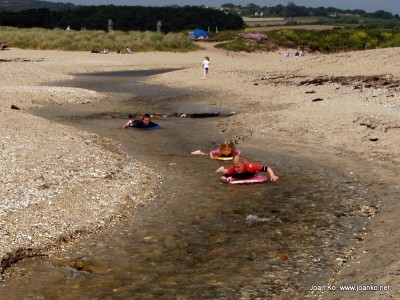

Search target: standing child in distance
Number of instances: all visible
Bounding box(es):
[217,154,279,183]
[202,56,210,79]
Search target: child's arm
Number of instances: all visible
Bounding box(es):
[122,120,132,128]
[266,167,279,182]
[220,166,234,182]
[220,175,233,182]
[209,149,219,158]
[215,166,227,173]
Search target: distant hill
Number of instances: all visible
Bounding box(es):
[0,0,75,11]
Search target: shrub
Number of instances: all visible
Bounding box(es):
[239,33,268,42]
[275,29,299,42]
[349,30,369,49]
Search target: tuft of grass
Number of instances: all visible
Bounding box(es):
[211,30,238,41]
[0,26,201,52]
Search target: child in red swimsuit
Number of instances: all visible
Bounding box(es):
[217,154,279,183]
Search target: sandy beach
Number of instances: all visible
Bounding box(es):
[1,44,399,298]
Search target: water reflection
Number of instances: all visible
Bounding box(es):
[0,70,376,299]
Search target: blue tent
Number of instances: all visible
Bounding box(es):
[188,29,210,39]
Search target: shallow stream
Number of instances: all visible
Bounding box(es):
[0,70,377,299]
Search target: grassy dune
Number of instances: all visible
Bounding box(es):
[2,26,399,54]
[213,28,400,53]
[0,26,200,52]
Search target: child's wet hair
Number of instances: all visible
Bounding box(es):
[142,113,151,119]
[219,140,236,155]
[233,154,246,165]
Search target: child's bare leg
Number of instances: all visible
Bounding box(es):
[191,150,206,155]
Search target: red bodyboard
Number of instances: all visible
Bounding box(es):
[228,174,267,185]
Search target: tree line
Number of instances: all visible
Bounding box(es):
[222,3,399,19]
[0,5,245,32]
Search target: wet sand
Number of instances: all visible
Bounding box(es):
[0,45,399,298]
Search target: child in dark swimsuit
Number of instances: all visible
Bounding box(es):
[122,114,159,129]
[217,154,279,183]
